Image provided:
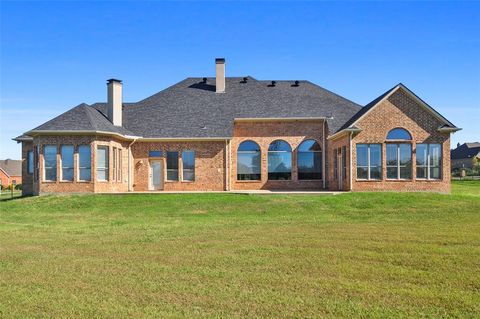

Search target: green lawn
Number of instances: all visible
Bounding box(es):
[1,182,479,318]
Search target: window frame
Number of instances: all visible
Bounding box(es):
[182,150,195,182]
[166,151,179,182]
[237,140,261,181]
[78,145,92,182]
[27,151,34,175]
[97,146,109,182]
[416,143,442,180]
[60,145,74,182]
[267,140,292,181]
[43,145,57,182]
[297,139,322,181]
[386,143,412,180]
[356,144,382,181]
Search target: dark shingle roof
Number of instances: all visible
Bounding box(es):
[451,143,480,160]
[91,77,361,138]
[29,103,136,136]
[0,159,22,177]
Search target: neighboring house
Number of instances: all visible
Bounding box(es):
[0,159,22,187]
[451,143,480,169]
[13,59,461,195]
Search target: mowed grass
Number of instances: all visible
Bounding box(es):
[1,182,479,318]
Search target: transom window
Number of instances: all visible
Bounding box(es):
[386,143,412,179]
[268,140,292,180]
[297,139,322,180]
[237,140,261,181]
[417,144,442,179]
[356,144,382,180]
[387,128,412,140]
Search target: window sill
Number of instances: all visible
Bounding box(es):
[43,180,56,183]
[297,179,323,182]
[267,179,293,182]
[165,180,179,183]
[77,180,92,183]
[416,178,443,182]
[386,179,413,181]
[97,180,109,183]
[236,180,262,183]
[356,179,382,182]
[181,180,195,183]
[60,180,74,183]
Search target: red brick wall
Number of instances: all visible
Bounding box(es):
[131,141,226,191]
[230,120,325,190]
[351,88,451,193]
[326,134,351,191]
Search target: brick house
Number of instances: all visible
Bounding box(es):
[451,143,480,170]
[0,159,22,188]
[14,59,460,195]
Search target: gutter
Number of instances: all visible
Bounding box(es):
[349,131,353,191]
[327,127,362,141]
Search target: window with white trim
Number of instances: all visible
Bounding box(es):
[297,140,322,180]
[27,151,34,174]
[78,145,91,181]
[44,145,57,181]
[237,141,261,181]
[182,150,195,181]
[386,144,412,179]
[97,146,109,181]
[356,144,382,180]
[268,140,292,180]
[167,151,179,181]
[416,144,441,179]
[61,145,74,181]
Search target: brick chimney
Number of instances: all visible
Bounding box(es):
[215,58,225,93]
[107,79,122,126]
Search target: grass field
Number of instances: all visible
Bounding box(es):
[1,182,479,318]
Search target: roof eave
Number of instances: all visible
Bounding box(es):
[437,126,462,133]
[327,127,362,140]
[25,130,141,141]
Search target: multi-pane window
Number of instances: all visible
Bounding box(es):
[167,151,179,181]
[297,140,322,180]
[268,140,292,180]
[417,144,442,179]
[386,144,412,179]
[182,151,195,181]
[113,147,117,182]
[237,141,261,181]
[356,144,382,180]
[117,149,122,182]
[27,151,34,174]
[97,146,109,181]
[44,145,57,181]
[342,146,347,180]
[333,148,338,180]
[78,145,91,181]
[61,145,74,181]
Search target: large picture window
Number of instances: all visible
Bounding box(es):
[61,145,74,181]
[356,144,382,180]
[297,140,322,180]
[167,151,179,181]
[417,144,442,179]
[97,146,109,181]
[386,144,412,179]
[44,145,57,181]
[182,150,195,181]
[268,140,292,180]
[237,140,261,181]
[78,145,91,181]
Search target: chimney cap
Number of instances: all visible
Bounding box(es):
[107,78,122,84]
[215,58,225,64]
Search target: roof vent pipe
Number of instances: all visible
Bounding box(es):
[215,58,225,93]
[107,79,123,126]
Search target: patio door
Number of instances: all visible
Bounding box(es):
[149,160,163,190]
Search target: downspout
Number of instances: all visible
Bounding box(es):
[127,139,137,192]
[349,131,353,191]
[322,120,326,189]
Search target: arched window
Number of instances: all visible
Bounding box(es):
[237,140,261,180]
[268,140,292,180]
[386,128,412,140]
[297,139,322,180]
[386,128,412,179]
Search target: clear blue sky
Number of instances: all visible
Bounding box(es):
[1,1,479,159]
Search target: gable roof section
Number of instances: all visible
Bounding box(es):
[451,142,480,160]
[26,103,137,138]
[336,83,460,136]
[0,159,22,177]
